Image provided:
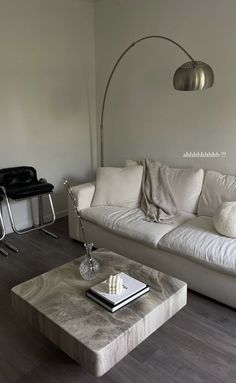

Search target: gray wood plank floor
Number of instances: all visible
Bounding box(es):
[0,217,235,383]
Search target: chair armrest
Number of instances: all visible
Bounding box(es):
[70,182,95,211]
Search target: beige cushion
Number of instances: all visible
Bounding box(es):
[198,170,236,217]
[81,206,195,248]
[167,167,204,214]
[213,202,236,238]
[91,166,143,208]
[159,216,236,276]
[126,159,204,214]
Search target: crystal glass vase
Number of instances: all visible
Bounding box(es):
[79,242,100,280]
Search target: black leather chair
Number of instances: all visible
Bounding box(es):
[0,166,57,252]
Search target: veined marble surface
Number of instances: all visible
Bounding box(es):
[12,249,187,377]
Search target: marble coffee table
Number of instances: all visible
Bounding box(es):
[12,249,187,377]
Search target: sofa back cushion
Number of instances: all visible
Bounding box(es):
[92,166,143,208]
[167,168,204,214]
[126,160,204,214]
[198,170,236,217]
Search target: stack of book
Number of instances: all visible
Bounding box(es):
[86,272,149,312]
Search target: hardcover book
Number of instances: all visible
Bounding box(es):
[86,272,149,312]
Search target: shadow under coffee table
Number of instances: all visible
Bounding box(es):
[11,249,187,377]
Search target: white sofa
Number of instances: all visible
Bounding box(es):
[68,167,236,308]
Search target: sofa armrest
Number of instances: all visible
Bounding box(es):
[68,182,95,241]
[70,182,95,211]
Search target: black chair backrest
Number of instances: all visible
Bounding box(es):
[0,167,38,187]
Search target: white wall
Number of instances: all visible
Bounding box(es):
[95,0,236,174]
[3,0,236,233]
[0,0,96,232]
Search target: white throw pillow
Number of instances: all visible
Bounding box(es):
[126,159,204,214]
[213,202,236,237]
[92,166,143,208]
[167,167,204,214]
[198,170,236,217]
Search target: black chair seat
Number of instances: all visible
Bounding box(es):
[0,166,56,244]
[6,181,54,200]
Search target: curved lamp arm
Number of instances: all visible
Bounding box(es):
[99,35,212,166]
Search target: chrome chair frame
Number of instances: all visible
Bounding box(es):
[0,205,8,256]
[1,186,56,235]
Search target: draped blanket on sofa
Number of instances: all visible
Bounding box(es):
[140,158,179,224]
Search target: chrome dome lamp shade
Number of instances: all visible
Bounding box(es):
[173,61,214,91]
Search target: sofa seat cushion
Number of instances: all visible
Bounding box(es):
[80,206,194,248]
[159,216,236,276]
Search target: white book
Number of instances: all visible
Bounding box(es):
[87,272,149,312]
[86,286,149,313]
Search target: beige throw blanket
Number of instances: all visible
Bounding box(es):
[141,159,179,223]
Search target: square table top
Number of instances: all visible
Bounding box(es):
[12,248,187,376]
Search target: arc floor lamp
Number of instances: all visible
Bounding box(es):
[99,35,214,166]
